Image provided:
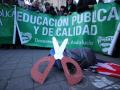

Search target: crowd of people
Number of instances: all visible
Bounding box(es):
[0,0,120,16]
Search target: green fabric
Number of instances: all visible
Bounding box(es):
[0,2,120,55]
[0,4,14,44]
[17,2,120,54]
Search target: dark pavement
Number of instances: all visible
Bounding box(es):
[0,49,120,90]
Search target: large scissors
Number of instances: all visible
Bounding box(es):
[31,37,83,85]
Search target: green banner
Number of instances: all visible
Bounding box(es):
[0,4,14,44]
[17,2,120,54]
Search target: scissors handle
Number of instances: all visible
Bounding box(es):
[31,56,55,84]
[61,56,83,85]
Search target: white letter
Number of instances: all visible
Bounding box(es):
[0,18,3,26]
[77,14,83,24]
[82,25,89,35]
[57,19,62,27]
[6,10,13,17]
[0,10,3,16]
[49,18,54,26]
[43,17,48,26]
[97,9,107,22]
[56,28,61,36]
[37,16,42,25]
[62,18,69,26]
[49,28,53,36]
[62,28,67,36]
[34,26,39,34]
[76,26,82,35]
[84,12,91,22]
[91,25,97,35]
[42,27,48,35]
[30,15,36,24]
[17,11,23,21]
[23,13,29,23]
[92,11,97,23]
[107,7,119,21]
[72,15,77,25]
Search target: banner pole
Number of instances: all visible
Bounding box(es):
[13,5,17,44]
[16,20,23,44]
[108,23,120,55]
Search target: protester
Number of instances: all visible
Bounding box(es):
[98,0,104,3]
[115,0,120,4]
[77,0,96,13]
[44,2,51,14]
[24,0,32,9]
[0,0,2,3]
[3,0,14,5]
[54,7,59,15]
[31,0,40,11]
[39,3,45,13]
[58,6,68,16]
[49,6,57,15]
[66,0,77,15]
[90,0,97,4]
[77,0,89,13]
[18,0,25,7]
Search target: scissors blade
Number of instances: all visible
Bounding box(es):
[52,37,59,54]
[54,38,68,60]
[59,38,68,55]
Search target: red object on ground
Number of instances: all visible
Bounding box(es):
[61,57,83,85]
[31,56,83,85]
[31,56,55,84]
[96,63,120,79]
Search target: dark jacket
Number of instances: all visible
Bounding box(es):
[66,3,77,14]
[77,0,96,13]
[115,0,120,4]
[45,6,57,16]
